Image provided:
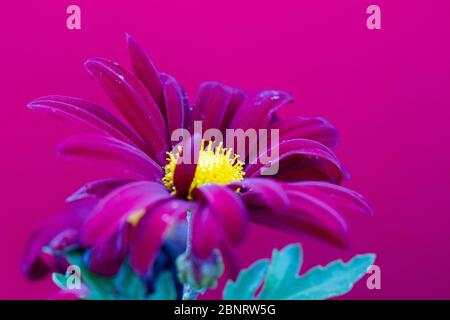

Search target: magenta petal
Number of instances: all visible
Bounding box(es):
[80,181,170,247]
[27,96,148,152]
[250,189,349,247]
[192,82,237,131]
[218,241,240,280]
[126,33,166,117]
[229,178,289,212]
[130,199,190,275]
[58,134,163,180]
[193,185,247,244]
[173,133,202,198]
[286,182,373,216]
[66,178,131,202]
[270,116,339,149]
[286,190,349,246]
[220,88,246,131]
[192,206,222,259]
[85,58,168,164]
[89,222,129,276]
[246,138,344,184]
[162,74,190,136]
[22,198,97,279]
[229,90,293,130]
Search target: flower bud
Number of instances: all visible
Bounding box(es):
[176,249,224,291]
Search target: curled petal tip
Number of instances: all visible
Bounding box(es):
[83,58,95,68]
[26,99,50,110]
[125,32,138,46]
[84,57,107,71]
[26,102,38,110]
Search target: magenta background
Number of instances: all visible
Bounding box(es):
[1,0,450,299]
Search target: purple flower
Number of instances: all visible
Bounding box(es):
[23,34,372,280]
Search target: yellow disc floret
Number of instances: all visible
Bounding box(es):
[162,140,244,197]
[162,147,180,193]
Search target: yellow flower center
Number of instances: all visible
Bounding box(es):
[162,140,244,197]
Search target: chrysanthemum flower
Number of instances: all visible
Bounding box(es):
[23,34,372,282]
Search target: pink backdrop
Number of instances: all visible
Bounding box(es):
[1,0,450,299]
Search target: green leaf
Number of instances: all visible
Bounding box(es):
[65,250,117,300]
[258,244,302,299]
[115,261,147,300]
[56,250,180,300]
[147,271,177,300]
[281,254,376,300]
[223,259,269,300]
[51,272,67,290]
[223,243,376,300]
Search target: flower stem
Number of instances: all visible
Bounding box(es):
[182,209,198,300]
[185,209,193,256]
